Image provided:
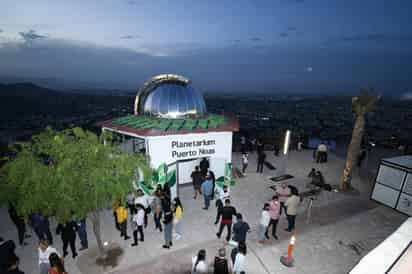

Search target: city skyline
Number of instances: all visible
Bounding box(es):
[1,0,412,94]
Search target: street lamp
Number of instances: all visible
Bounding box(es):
[278,130,291,176]
[284,130,291,155]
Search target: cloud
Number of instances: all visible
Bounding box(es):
[329,33,412,44]
[280,32,289,38]
[120,35,140,39]
[250,37,262,42]
[126,0,140,5]
[19,29,46,42]
[401,91,412,100]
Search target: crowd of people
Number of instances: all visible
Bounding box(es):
[1,149,307,274]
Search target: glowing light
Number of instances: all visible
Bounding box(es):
[103,241,109,246]
[290,235,296,244]
[283,130,291,155]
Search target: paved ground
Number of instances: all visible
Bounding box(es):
[0,149,407,274]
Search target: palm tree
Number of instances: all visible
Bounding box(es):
[340,88,379,191]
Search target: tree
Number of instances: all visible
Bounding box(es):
[0,127,150,258]
[340,89,379,191]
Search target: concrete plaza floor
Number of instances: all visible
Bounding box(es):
[0,149,407,274]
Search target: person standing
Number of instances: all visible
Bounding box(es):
[38,240,59,274]
[258,203,271,244]
[76,219,88,251]
[131,205,145,247]
[56,221,78,258]
[276,182,290,216]
[241,153,248,174]
[232,242,247,274]
[232,213,250,244]
[162,199,174,249]
[134,191,152,228]
[199,158,209,177]
[256,152,266,173]
[116,203,130,240]
[8,205,28,246]
[191,166,203,199]
[265,196,280,240]
[191,249,208,274]
[48,252,66,274]
[285,188,300,232]
[208,169,216,200]
[173,198,183,240]
[216,199,237,242]
[201,176,214,210]
[152,190,163,232]
[214,248,232,274]
[297,141,303,151]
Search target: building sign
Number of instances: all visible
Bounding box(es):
[171,139,216,159]
[147,132,232,167]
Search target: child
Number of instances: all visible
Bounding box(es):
[258,203,270,244]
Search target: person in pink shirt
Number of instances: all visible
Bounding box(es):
[265,195,280,239]
[275,182,291,216]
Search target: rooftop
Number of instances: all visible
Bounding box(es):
[99,114,239,137]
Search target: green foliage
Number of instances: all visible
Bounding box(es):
[352,88,379,116]
[0,127,151,222]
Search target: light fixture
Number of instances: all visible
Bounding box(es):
[283,130,291,155]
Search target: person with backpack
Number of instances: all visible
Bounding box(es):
[191,249,208,273]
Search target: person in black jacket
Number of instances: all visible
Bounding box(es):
[199,158,209,177]
[8,205,28,246]
[5,254,24,274]
[56,221,78,258]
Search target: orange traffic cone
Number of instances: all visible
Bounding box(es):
[280,234,296,267]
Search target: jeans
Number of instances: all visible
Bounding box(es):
[39,263,50,274]
[174,220,182,236]
[286,214,296,231]
[154,211,163,231]
[258,224,266,241]
[164,222,173,246]
[242,163,248,173]
[265,218,278,237]
[217,222,232,241]
[78,229,88,248]
[204,194,211,209]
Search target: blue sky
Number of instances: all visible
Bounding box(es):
[1,0,412,94]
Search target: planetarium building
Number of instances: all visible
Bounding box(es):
[99,74,238,198]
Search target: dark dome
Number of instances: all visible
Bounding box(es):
[134,74,207,119]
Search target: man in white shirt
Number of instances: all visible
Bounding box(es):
[131,206,145,247]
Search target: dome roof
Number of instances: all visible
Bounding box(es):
[134,74,207,119]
